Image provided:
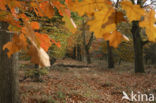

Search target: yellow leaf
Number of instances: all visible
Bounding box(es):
[102,11,126,27]
[87,8,115,38]
[102,23,116,33]
[103,31,124,48]
[139,10,156,42]
[68,0,112,16]
[121,1,145,22]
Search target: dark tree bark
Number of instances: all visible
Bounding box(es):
[82,20,94,64]
[85,46,91,64]
[107,41,114,68]
[105,0,119,69]
[72,46,76,59]
[85,32,94,64]
[118,58,122,65]
[72,45,82,61]
[0,22,19,103]
[76,44,82,61]
[131,21,145,73]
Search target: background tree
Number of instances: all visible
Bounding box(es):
[81,19,94,64]
[67,0,156,73]
[107,41,114,68]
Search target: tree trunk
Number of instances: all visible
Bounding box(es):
[72,46,76,59]
[131,21,145,73]
[84,46,90,64]
[82,19,94,64]
[0,22,19,103]
[118,58,122,65]
[85,33,94,64]
[76,44,82,61]
[107,41,114,68]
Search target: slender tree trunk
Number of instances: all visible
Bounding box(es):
[82,20,87,63]
[85,47,91,64]
[72,46,76,59]
[76,44,82,61]
[118,58,122,65]
[85,33,94,64]
[131,21,145,73]
[0,22,19,103]
[82,19,93,64]
[107,41,114,68]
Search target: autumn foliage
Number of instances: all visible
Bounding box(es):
[0,0,75,66]
[67,0,156,46]
[1,0,156,66]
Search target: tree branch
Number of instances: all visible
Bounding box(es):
[115,0,119,8]
[86,32,94,49]
[131,0,135,4]
[142,40,149,46]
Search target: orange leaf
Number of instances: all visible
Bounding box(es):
[65,0,69,4]
[0,0,6,10]
[19,13,30,21]
[22,20,50,67]
[35,32,52,51]
[31,21,40,30]
[55,42,61,48]
[51,39,61,48]
[53,1,65,16]
[22,20,40,47]
[103,31,123,48]
[38,1,54,18]
[3,34,28,57]
[0,13,21,28]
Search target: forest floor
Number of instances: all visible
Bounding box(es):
[19,58,156,103]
